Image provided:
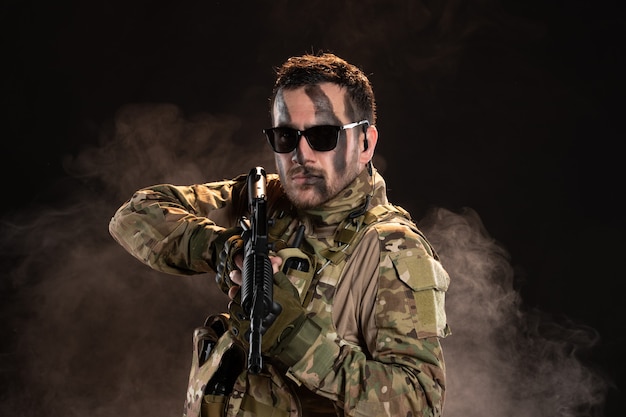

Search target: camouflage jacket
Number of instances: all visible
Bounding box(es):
[109,168,451,417]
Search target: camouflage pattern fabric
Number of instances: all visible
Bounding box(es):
[109,168,450,417]
[279,201,449,416]
[184,319,300,417]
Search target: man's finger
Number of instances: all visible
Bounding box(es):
[228,285,240,301]
[229,269,243,286]
[270,255,283,274]
[234,253,244,270]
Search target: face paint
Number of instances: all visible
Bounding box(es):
[273,90,291,125]
[305,85,351,176]
[271,83,365,209]
[305,85,341,125]
[343,93,357,122]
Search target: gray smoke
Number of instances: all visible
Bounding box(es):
[3,0,617,415]
[419,207,608,417]
[1,103,608,416]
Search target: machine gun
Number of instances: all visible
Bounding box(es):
[240,166,275,374]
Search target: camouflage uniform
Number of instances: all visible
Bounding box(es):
[109,168,451,417]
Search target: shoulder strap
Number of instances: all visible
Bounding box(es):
[319,204,414,266]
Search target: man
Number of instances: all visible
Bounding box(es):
[109,52,451,417]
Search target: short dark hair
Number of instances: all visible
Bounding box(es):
[270,53,377,125]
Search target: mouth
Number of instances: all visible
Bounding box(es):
[290,168,323,186]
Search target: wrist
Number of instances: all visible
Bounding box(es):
[270,316,321,367]
[211,227,243,267]
[212,228,244,293]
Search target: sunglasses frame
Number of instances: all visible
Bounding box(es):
[264,120,370,153]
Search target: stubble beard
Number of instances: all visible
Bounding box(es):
[276,155,361,210]
[280,165,330,209]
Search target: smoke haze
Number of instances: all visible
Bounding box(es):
[3,0,622,416]
[421,208,607,416]
[1,103,609,416]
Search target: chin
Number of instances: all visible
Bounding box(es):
[288,188,325,210]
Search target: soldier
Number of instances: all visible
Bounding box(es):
[109,52,451,417]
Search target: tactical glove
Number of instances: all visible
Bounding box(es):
[228,271,321,367]
[213,227,244,294]
[274,247,314,303]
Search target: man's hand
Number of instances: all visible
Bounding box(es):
[228,256,315,363]
[214,228,245,294]
[226,254,282,300]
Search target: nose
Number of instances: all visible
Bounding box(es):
[292,133,315,164]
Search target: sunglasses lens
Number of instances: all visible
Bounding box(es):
[266,128,298,153]
[264,125,341,153]
[306,126,340,151]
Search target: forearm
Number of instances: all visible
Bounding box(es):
[109,182,237,275]
[285,328,445,416]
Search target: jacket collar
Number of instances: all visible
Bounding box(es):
[298,167,388,230]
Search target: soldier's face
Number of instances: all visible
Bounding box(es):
[271,83,368,209]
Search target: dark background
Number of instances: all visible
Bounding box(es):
[2,1,624,416]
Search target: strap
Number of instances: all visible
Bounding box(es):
[319,204,414,266]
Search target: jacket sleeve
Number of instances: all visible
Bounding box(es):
[108,177,247,276]
[285,224,450,417]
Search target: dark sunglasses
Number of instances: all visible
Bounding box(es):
[263,120,369,153]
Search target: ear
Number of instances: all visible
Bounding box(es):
[359,125,378,164]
